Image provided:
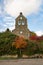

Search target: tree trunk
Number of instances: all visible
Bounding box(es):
[17,49,22,58]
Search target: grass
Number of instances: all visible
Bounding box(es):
[0,56,18,60]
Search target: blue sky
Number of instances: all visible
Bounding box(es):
[0,0,43,36]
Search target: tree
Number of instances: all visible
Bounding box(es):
[0,29,17,56]
[12,36,27,57]
[30,31,36,37]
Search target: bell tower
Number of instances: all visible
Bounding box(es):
[12,12,30,39]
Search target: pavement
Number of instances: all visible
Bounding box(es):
[0,59,43,65]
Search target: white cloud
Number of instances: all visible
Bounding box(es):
[0,6,2,14]
[35,31,43,36]
[0,29,4,32]
[3,16,15,22]
[3,16,15,31]
[9,26,15,31]
[4,0,42,17]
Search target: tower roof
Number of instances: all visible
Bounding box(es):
[15,12,27,20]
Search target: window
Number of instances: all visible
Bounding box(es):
[20,31,23,34]
[20,17,22,19]
[18,21,21,25]
[22,22,25,25]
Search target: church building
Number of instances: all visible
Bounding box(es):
[12,12,30,39]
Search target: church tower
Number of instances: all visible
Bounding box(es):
[12,12,30,39]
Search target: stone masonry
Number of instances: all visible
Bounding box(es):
[12,12,30,39]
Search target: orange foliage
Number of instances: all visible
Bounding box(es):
[12,36,27,49]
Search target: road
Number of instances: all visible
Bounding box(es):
[0,59,43,65]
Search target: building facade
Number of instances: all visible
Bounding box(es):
[12,12,30,39]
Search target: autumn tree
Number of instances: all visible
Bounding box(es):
[12,36,27,57]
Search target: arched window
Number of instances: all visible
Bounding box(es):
[22,22,25,25]
[18,21,21,25]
